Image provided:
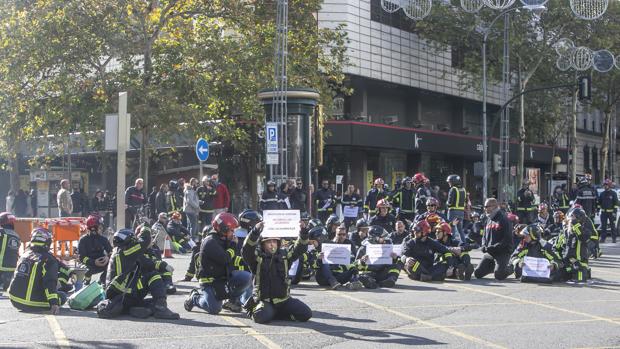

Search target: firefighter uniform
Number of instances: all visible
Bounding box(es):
[354,243,401,288]
[392,187,416,222]
[446,185,467,241]
[0,227,20,290]
[314,187,336,223]
[341,192,363,229]
[510,227,562,283]
[415,185,432,216]
[368,213,397,233]
[78,231,112,285]
[259,190,283,212]
[553,191,570,213]
[559,218,591,283]
[364,188,386,215]
[516,186,535,224]
[402,236,451,281]
[598,188,618,242]
[197,184,216,229]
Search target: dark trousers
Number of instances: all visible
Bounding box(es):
[367,265,401,284]
[199,212,213,232]
[474,252,512,280]
[406,261,448,281]
[252,297,312,324]
[85,265,108,285]
[600,212,617,241]
[1,271,13,290]
[186,245,201,278]
[10,291,67,312]
[315,264,357,286]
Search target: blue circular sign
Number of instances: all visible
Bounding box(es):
[195,138,209,162]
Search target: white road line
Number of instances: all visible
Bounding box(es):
[45,315,71,349]
[221,315,282,349]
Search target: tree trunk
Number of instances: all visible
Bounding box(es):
[517,79,526,190]
[601,110,612,181]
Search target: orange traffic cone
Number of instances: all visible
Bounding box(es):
[164,235,173,259]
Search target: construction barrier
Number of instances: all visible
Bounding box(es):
[47,217,86,259]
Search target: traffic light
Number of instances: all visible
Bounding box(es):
[578,76,591,101]
[493,154,501,172]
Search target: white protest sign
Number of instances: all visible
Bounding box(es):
[262,210,300,238]
[322,243,351,265]
[288,259,300,277]
[343,206,359,218]
[392,244,403,256]
[522,256,551,279]
[367,244,394,265]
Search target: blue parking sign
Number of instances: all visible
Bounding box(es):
[266,123,278,153]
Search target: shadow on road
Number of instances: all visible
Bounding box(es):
[312,310,377,323]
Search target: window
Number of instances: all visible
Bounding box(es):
[583,117,587,130]
[583,145,590,173]
[592,146,598,182]
[370,0,417,33]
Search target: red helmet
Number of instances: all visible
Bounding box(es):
[437,222,452,236]
[212,212,239,235]
[171,211,182,220]
[426,213,442,226]
[86,214,102,230]
[412,173,425,184]
[374,178,384,186]
[376,199,391,208]
[0,212,16,227]
[507,213,519,225]
[413,220,431,235]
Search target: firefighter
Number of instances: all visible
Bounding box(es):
[236,209,263,252]
[314,180,336,223]
[354,226,400,288]
[536,203,553,229]
[364,178,387,218]
[558,208,591,283]
[165,180,183,214]
[516,180,535,224]
[368,199,396,232]
[474,198,514,280]
[413,173,431,216]
[0,212,20,290]
[241,221,312,324]
[446,175,467,242]
[351,218,369,248]
[260,181,283,212]
[574,175,597,219]
[104,227,179,319]
[543,211,565,240]
[598,179,618,243]
[389,220,408,245]
[184,224,210,282]
[392,177,416,223]
[78,214,112,285]
[552,186,570,213]
[166,211,192,253]
[8,228,65,314]
[401,220,451,282]
[197,175,216,231]
[510,224,562,283]
[139,225,177,294]
[341,184,363,230]
[435,222,476,280]
[325,214,341,240]
[184,213,252,315]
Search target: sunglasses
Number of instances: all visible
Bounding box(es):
[427,204,437,207]
[337,233,347,236]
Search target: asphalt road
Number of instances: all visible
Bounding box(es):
[1,243,620,349]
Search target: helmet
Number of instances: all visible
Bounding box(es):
[308,226,329,243]
[86,214,102,231]
[568,208,587,223]
[426,197,439,207]
[413,220,431,236]
[437,222,452,236]
[376,199,391,209]
[308,218,323,229]
[412,173,425,184]
[604,178,613,186]
[446,174,461,185]
[0,212,16,228]
[136,224,151,236]
[201,224,212,236]
[211,212,239,235]
[158,212,168,221]
[113,229,134,247]
[171,211,182,220]
[521,224,543,241]
[168,180,178,191]
[553,210,565,221]
[267,180,276,187]
[374,178,384,186]
[507,213,519,225]
[355,218,368,229]
[238,209,263,230]
[326,214,340,227]
[470,212,481,220]
[367,225,388,243]
[425,213,442,226]
[300,212,311,221]
[30,227,52,246]
[402,177,412,185]
[201,175,210,184]
[538,203,548,212]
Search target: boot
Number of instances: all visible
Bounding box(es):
[420,274,433,282]
[464,264,474,281]
[328,279,343,290]
[344,280,364,290]
[129,306,153,319]
[242,297,259,318]
[184,289,199,312]
[153,298,180,320]
[456,264,466,280]
[358,275,378,289]
[166,284,177,295]
[378,278,396,288]
[223,300,243,313]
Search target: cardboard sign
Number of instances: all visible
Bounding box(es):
[522,256,551,279]
[366,244,393,265]
[322,243,351,265]
[343,206,359,218]
[392,244,403,256]
[262,210,300,238]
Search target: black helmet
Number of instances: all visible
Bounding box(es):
[168,180,178,191]
[201,224,212,237]
[326,214,340,227]
[355,218,368,229]
[568,207,587,223]
[308,218,323,229]
[113,229,135,247]
[446,174,461,185]
[367,225,388,243]
[308,226,328,243]
[521,224,543,241]
[30,227,52,247]
[300,212,311,221]
[238,209,263,230]
[402,177,412,185]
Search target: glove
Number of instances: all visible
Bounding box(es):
[165,264,174,272]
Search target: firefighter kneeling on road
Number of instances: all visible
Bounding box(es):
[558,208,592,284]
[510,224,562,283]
[78,214,112,285]
[354,226,400,288]
[98,228,179,319]
[8,228,65,314]
[241,220,312,324]
[184,213,252,314]
[402,220,451,282]
[435,222,476,280]
[0,212,20,290]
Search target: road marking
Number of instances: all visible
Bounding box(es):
[330,291,508,349]
[221,315,282,349]
[45,315,71,349]
[445,284,620,326]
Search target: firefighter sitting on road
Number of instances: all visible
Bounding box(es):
[354,225,400,289]
[0,212,20,290]
[103,228,179,319]
[242,220,312,324]
[139,224,177,295]
[78,214,112,285]
[435,222,476,280]
[8,228,65,314]
[166,211,192,253]
[510,224,562,283]
[402,220,451,282]
[315,224,362,290]
[351,218,369,249]
[558,208,592,284]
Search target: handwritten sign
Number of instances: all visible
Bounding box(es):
[343,206,359,218]
[262,210,300,238]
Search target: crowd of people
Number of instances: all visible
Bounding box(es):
[0,171,610,326]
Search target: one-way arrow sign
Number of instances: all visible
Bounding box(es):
[195,138,209,162]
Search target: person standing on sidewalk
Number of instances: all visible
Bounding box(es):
[57,180,73,217]
[211,174,230,215]
[184,178,201,240]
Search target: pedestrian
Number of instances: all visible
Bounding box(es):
[71,187,83,216]
[5,190,15,214]
[183,178,200,239]
[314,179,335,223]
[211,174,230,215]
[13,189,28,217]
[196,177,216,231]
[29,188,37,217]
[148,186,158,221]
[56,180,73,217]
[155,184,168,215]
[292,179,307,213]
[125,178,146,228]
[474,198,514,280]
[91,190,107,217]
